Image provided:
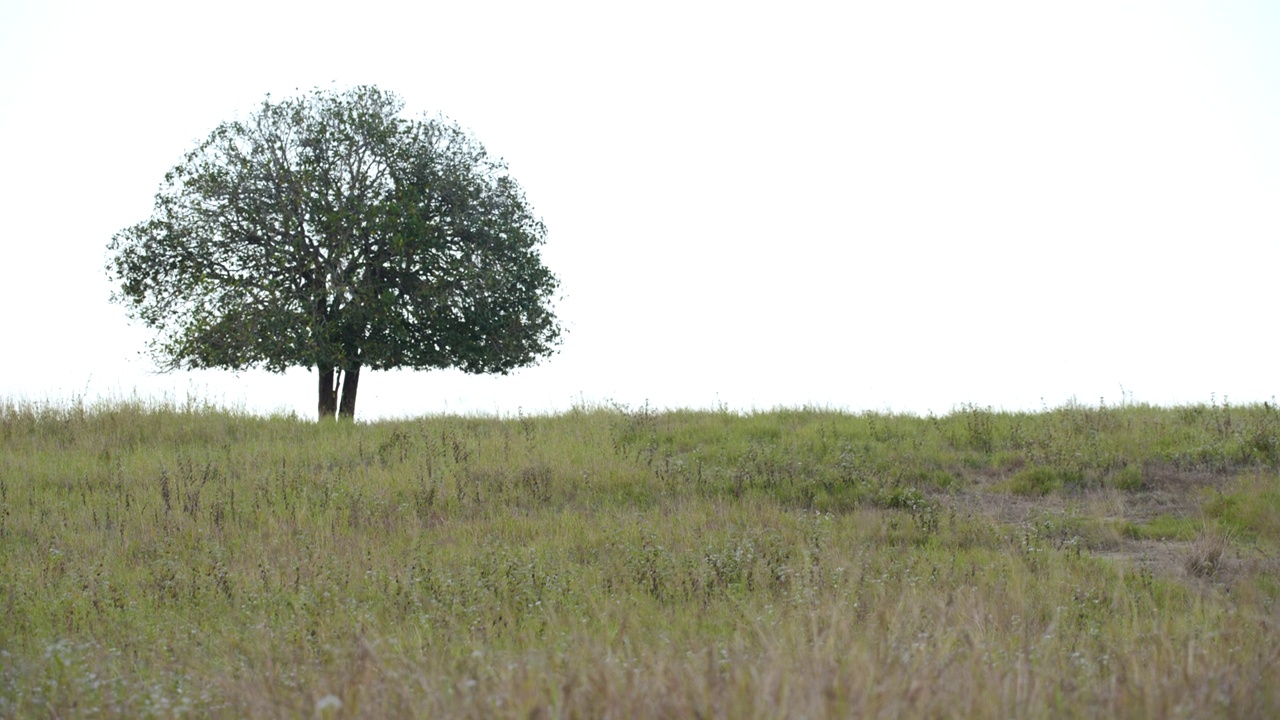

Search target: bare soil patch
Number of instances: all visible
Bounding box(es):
[943,464,1247,583]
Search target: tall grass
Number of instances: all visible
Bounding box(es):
[1,397,1277,717]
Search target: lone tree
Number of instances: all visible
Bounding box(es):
[108,86,561,420]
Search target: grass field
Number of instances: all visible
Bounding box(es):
[2,397,1278,718]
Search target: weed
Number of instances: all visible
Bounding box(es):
[1184,531,1230,578]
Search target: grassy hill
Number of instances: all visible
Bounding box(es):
[2,398,1278,717]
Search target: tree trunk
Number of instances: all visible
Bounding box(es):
[338,365,361,419]
[318,366,339,420]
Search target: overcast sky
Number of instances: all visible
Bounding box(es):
[2,0,1277,418]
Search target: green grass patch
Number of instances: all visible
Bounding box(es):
[1034,512,1126,551]
[1202,473,1280,546]
[1123,514,1202,541]
[1006,465,1084,495]
[1109,463,1145,491]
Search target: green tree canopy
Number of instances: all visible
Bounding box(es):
[108,86,562,419]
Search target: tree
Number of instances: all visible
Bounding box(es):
[108,86,562,420]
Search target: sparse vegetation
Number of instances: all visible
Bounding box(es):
[2,396,1278,717]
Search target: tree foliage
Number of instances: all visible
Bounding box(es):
[108,86,561,419]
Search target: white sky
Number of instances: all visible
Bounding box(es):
[1,0,1277,418]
